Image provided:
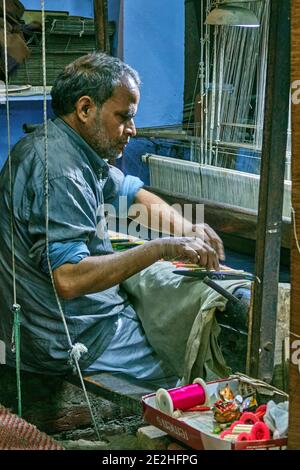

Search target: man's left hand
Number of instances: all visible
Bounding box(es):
[189,223,225,262]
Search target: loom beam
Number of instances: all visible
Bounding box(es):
[248,0,291,383]
[289,0,300,451]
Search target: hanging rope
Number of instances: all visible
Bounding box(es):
[2,0,22,417]
[40,0,102,440]
[12,304,22,416]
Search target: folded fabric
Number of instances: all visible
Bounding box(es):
[122,261,250,383]
[263,400,289,437]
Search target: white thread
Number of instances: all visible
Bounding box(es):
[289,209,300,374]
[290,331,300,340]
[291,207,300,255]
[69,343,88,373]
[79,20,85,38]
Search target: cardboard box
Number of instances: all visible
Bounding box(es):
[142,375,288,450]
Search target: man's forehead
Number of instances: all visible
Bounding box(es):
[120,75,140,92]
[109,82,140,106]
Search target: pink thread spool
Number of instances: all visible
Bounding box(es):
[155,378,208,415]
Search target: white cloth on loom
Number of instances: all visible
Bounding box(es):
[122,261,251,383]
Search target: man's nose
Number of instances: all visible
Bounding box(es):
[125,119,137,137]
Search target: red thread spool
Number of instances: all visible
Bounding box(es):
[229,420,243,431]
[250,422,270,441]
[239,412,259,425]
[220,431,250,442]
[220,430,232,439]
[254,404,267,421]
[155,378,208,415]
[236,432,251,442]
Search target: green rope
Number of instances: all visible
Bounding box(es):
[12,304,22,417]
[2,0,22,420]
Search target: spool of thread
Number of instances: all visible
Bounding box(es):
[255,404,267,421]
[236,432,251,442]
[239,406,267,424]
[231,424,253,434]
[220,430,233,439]
[222,433,238,442]
[250,422,270,441]
[220,431,250,442]
[239,411,259,425]
[228,422,270,441]
[155,378,208,416]
[221,423,270,442]
[229,420,243,431]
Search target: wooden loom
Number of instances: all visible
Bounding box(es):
[139,0,291,253]
[137,0,291,405]
[289,0,300,450]
[141,154,291,251]
[141,0,299,448]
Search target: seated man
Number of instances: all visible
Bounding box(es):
[0,53,224,386]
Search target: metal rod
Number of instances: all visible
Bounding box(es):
[248,0,290,382]
[203,277,240,304]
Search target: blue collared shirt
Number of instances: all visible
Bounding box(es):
[0,117,144,373]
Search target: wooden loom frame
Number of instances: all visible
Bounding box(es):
[143,0,291,385]
[289,0,300,451]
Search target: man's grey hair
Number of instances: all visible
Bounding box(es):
[51,52,141,117]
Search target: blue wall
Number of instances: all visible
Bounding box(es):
[122,0,185,128]
[21,0,186,128]
[118,0,185,180]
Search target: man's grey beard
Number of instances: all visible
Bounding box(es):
[88,114,122,162]
[90,141,122,163]
[107,153,123,164]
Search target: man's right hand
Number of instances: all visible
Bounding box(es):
[153,237,220,270]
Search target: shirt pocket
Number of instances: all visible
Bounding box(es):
[21,334,71,372]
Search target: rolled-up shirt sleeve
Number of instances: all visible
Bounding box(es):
[41,241,90,274]
[104,166,144,218]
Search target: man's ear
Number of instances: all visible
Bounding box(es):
[75,95,95,123]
